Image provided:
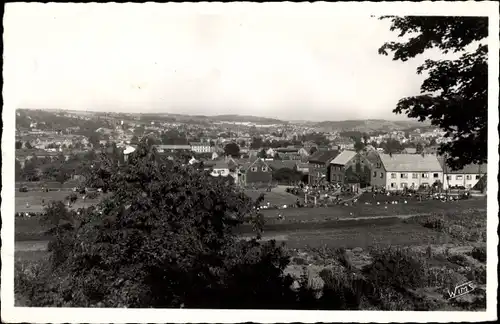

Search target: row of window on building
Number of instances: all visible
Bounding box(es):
[389,182,475,189]
[378,172,441,179]
[250,166,269,172]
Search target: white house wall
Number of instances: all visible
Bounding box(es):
[384,171,443,190]
[370,165,444,191]
[443,173,483,189]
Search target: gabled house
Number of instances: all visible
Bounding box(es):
[123,145,136,162]
[266,148,276,157]
[295,162,310,174]
[371,154,443,191]
[308,150,340,185]
[329,150,370,186]
[205,160,239,182]
[274,146,304,160]
[238,158,273,187]
[438,158,487,190]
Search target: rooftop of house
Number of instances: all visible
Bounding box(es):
[379,153,443,172]
[266,160,298,170]
[308,150,340,164]
[330,150,357,166]
[275,147,300,153]
[438,157,487,174]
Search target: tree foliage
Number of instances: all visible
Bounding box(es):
[224,142,240,158]
[88,133,101,147]
[379,16,488,170]
[30,143,305,308]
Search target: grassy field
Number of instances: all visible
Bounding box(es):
[14,193,486,241]
[244,189,303,206]
[258,221,456,249]
[16,191,104,213]
[260,198,486,221]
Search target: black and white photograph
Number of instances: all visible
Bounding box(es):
[1,2,498,323]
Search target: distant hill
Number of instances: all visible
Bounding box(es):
[313,119,431,132]
[207,114,285,124]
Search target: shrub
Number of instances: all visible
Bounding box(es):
[23,143,295,309]
[85,191,99,199]
[363,247,429,290]
[65,192,78,204]
[470,246,486,263]
[465,265,486,285]
[419,214,446,231]
[293,257,307,265]
[447,253,469,267]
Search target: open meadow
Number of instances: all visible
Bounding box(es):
[16,191,106,213]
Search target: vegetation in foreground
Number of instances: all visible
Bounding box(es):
[15,142,486,310]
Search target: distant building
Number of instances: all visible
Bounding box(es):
[329,150,369,185]
[308,150,340,185]
[370,154,443,191]
[123,146,136,162]
[295,162,310,174]
[439,158,487,190]
[190,142,211,153]
[238,158,273,187]
[155,144,191,152]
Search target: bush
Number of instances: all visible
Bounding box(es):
[470,246,486,263]
[65,193,78,204]
[419,214,446,231]
[363,247,429,290]
[447,253,469,267]
[293,257,307,265]
[85,191,99,199]
[22,143,295,309]
[465,265,486,285]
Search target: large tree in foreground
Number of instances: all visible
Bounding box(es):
[379,16,488,170]
[31,142,298,308]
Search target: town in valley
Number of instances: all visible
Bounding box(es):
[8,8,490,314]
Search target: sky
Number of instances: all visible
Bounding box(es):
[4,3,455,121]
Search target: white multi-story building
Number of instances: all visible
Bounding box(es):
[370,154,444,190]
[190,142,212,153]
[439,159,487,190]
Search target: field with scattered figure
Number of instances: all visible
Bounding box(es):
[244,188,303,206]
[16,191,106,213]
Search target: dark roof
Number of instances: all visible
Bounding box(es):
[275,147,300,153]
[266,160,297,170]
[308,150,340,164]
[364,150,380,166]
